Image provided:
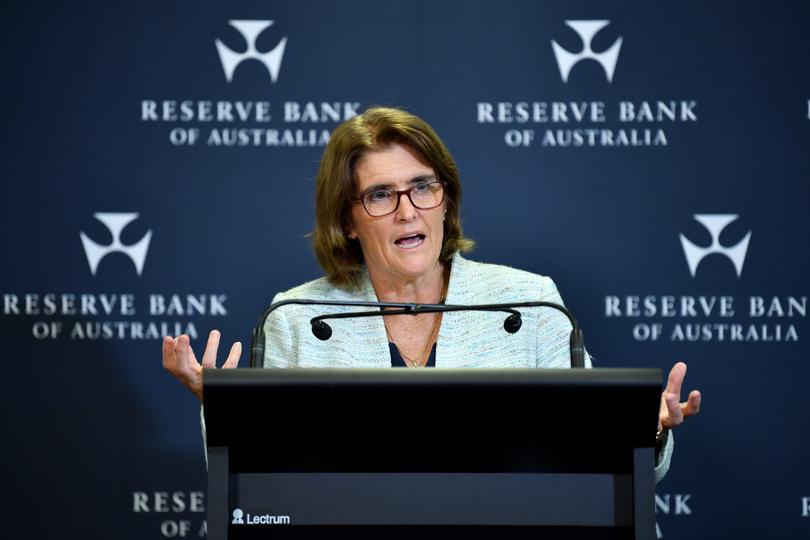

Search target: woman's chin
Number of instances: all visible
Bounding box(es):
[375,256,438,282]
[398,259,443,280]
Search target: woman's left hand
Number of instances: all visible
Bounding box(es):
[659,361,701,432]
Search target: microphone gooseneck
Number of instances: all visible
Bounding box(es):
[251,299,586,369]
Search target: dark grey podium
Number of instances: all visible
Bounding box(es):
[203,368,661,540]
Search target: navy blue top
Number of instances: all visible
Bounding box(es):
[389,342,437,367]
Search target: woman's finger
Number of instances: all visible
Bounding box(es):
[201,330,221,369]
[665,362,686,398]
[664,392,683,427]
[681,390,702,417]
[161,336,175,370]
[223,341,242,369]
[175,335,200,373]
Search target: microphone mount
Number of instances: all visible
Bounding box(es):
[309,303,523,340]
[251,299,586,369]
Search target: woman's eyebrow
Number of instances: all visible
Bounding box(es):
[362,182,393,192]
[408,174,437,184]
[363,174,436,193]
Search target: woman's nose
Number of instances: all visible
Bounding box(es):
[394,191,417,221]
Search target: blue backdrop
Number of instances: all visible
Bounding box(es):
[2,1,809,538]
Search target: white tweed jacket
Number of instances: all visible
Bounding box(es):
[265,254,585,369]
[260,253,673,481]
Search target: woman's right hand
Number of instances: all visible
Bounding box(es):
[162,330,242,401]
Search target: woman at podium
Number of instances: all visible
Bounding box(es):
[162,107,700,482]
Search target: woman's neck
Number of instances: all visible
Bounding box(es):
[369,262,447,304]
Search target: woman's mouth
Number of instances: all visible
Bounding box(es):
[394,234,426,249]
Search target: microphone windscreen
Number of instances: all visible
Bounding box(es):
[311,320,333,341]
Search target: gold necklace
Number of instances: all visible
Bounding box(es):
[388,311,441,367]
[385,270,448,368]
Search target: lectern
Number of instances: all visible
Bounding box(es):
[203,368,661,540]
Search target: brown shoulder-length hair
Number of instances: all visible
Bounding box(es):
[312,106,474,287]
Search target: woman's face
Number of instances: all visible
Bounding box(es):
[347,142,445,285]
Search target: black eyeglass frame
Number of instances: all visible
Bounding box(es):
[353,180,446,217]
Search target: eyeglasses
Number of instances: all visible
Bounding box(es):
[354,180,446,217]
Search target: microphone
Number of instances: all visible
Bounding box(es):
[311,320,332,341]
[503,313,522,334]
[308,303,521,341]
[251,299,586,369]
